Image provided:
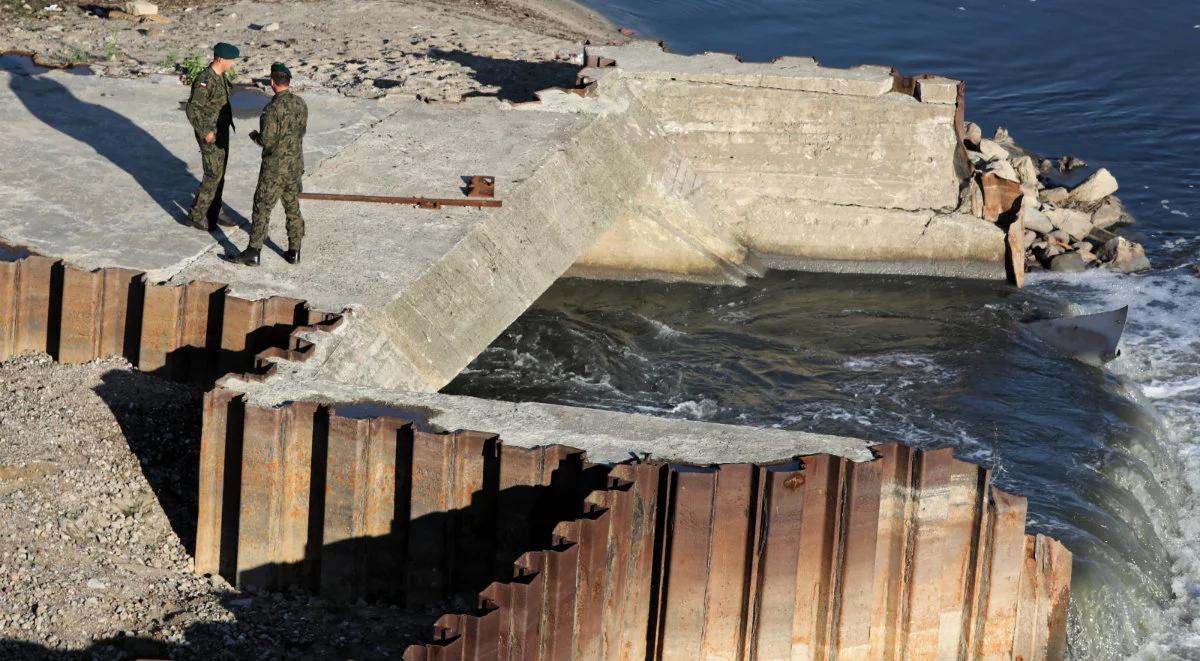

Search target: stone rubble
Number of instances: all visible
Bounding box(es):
[0,354,435,658]
[963,125,1150,274]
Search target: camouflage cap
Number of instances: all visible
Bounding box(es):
[270,62,292,77]
[213,42,240,60]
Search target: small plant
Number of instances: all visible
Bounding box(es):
[64,48,90,66]
[160,53,178,71]
[101,35,122,62]
[178,54,205,84]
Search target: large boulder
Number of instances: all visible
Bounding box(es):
[1050,251,1088,273]
[1046,208,1093,241]
[1098,237,1151,273]
[1013,155,1040,187]
[1067,168,1119,205]
[1040,187,1070,205]
[1091,197,1128,230]
[1022,205,1055,234]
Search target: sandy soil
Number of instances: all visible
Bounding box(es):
[2,0,624,101]
[0,354,438,659]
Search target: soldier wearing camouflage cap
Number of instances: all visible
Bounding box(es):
[228,63,308,265]
[185,42,240,231]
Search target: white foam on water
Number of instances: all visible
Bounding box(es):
[1029,267,1200,657]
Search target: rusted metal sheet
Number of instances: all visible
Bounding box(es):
[467,176,496,199]
[1008,203,1028,288]
[979,172,1023,224]
[320,414,412,602]
[1,256,60,357]
[0,257,340,382]
[235,401,320,591]
[192,393,1070,661]
[299,192,503,209]
[194,389,244,578]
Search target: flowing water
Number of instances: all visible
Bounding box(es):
[446,1,1200,657]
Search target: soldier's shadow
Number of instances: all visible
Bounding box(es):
[5,59,279,256]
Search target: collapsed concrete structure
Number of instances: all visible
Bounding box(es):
[0,43,1071,660]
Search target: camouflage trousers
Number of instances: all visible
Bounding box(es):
[249,164,304,250]
[188,136,228,226]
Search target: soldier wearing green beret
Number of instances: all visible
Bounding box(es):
[185,42,239,231]
[228,63,308,265]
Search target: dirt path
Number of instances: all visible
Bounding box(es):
[0,354,437,659]
[3,0,624,101]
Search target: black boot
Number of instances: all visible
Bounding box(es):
[284,246,301,265]
[226,247,260,266]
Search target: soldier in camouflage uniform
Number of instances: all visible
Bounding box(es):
[185,42,239,231]
[228,63,308,266]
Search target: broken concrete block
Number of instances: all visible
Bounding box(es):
[1050,251,1088,273]
[1023,206,1054,234]
[986,158,1019,183]
[1013,155,1040,187]
[916,77,958,104]
[1091,197,1126,230]
[979,138,1010,162]
[1040,187,1070,205]
[124,1,157,16]
[1046,208,1093,241]
[1067,168,1119,205]
[964,121,982,147]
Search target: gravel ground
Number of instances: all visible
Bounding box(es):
[2,0,624,101]
[0,354,436,659]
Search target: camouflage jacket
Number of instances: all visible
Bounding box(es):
[252,91,307,171]
[185,66,233,140]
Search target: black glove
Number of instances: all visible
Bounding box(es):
[249,130,261,144]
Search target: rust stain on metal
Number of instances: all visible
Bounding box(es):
[466,176,496,199]
[298,192,503,209]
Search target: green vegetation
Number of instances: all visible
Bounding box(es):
[178,54,205,84]
[101,36,122,62]
[174,54,236,85]
[64,49,90,66]
[160,53,178,71]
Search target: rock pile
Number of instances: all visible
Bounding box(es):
[964,124,1151,274]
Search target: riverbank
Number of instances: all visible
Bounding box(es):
[2,0,624,100]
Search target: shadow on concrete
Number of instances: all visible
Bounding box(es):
[427,49,580,102]
[2,58,251,256]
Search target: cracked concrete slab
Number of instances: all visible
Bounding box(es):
[172,98,595,311]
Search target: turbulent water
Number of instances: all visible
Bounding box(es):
[450,1,1199,657]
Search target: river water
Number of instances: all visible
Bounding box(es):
[449,1,1199,658]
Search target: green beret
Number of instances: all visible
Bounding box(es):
[270,62,291,77]
[213,42,240,60]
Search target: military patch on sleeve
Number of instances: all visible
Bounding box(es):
[200,82,208,87]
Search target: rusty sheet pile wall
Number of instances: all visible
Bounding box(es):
[200,396,1071,661]
[0,256,341,381]
[196,391,622,607]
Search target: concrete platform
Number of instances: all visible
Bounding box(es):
[221,372,874,465]
[0,44,1008,394]
[0,61,393,279]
